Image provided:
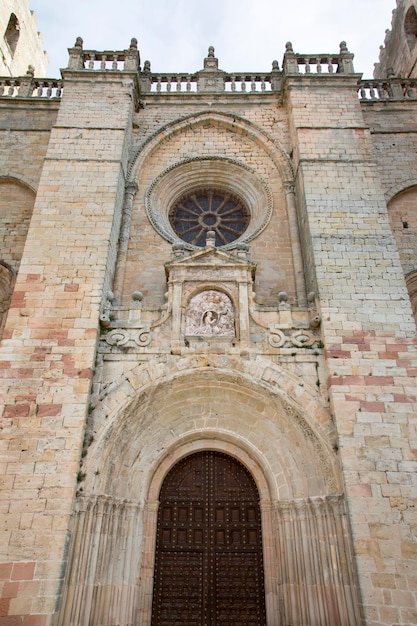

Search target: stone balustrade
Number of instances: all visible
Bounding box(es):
[0,74,63,98]
[282,41,355,75]
[358,77,417,100]
[4,40,417,102]
[67,36,140,72]
[140,71,277,93]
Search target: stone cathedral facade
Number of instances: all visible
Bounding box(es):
[1,1,417,625]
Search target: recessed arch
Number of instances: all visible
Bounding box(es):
[385,178,417,203]
[61,358,360,626]
[0,174,37,194]
[83,355,339,503]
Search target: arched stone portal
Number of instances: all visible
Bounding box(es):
[58,361,362,626]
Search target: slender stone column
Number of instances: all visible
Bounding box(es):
[284,181,307,306]
[113,181,138,301]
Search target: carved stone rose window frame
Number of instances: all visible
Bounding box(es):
[145,157,272,251]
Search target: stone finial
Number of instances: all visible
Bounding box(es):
[130,38,138,49]
[197,46,224,92]
[285,42,294,53]
[339,41,348,53]
[68,37,85,70]
[278,291,288,303]
[272,60,279,71]
[26,65,35,77]
[387,67,396,78]
[143,60,151,72]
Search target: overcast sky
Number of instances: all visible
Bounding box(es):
[31,0,395,79]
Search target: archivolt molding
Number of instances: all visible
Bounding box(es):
[128,110,294,184]
[85,355,339,499]
[385,178,417,203]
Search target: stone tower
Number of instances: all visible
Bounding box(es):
[0,3,416,626]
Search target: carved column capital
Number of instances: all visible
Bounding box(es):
[283,180,295,195]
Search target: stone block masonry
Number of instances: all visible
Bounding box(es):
[0,30,417,626]
[0,68,138,623]
[285,70,417,625]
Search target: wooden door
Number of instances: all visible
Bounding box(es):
[152,451,266,625]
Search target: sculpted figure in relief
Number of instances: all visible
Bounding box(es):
[185,290,235,337]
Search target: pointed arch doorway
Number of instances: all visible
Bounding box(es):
[151,451,267,625]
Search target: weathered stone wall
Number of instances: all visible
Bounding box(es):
[375,0,417,78]
[361,101,417,198]
[0,36,417,626]
[286,70,417,626]
[0,102,57,270]
[387,187,417,275]
[122,98,296,308]
[0,0,48,77]
[0,67,138,623]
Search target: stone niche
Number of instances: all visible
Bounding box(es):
[165,240,256,353]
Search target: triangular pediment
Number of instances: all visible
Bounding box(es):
[165,246,256,275]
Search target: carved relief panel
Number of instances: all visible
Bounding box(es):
[185,290,235,338]
[165,245,255,352]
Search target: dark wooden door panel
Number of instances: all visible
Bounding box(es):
[152,451,266,626]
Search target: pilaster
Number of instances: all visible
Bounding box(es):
[0,55,137,622]
[285,61,417,624]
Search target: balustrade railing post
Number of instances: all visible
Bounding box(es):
[338,41,355,74]
[283,42,300,74]
[386,68,404,99]
[67,36,85,70]
[270,60,282,91]
[140,60,152,93]
[18,65,35,97]
[124,37,140,72]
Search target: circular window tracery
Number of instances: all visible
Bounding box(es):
[169,189,250,247]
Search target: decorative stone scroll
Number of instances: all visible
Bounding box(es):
[103,327,151,348]
[268,325,321,349]
[185,290,235,337]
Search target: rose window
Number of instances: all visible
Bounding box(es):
[169,189,250,247]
